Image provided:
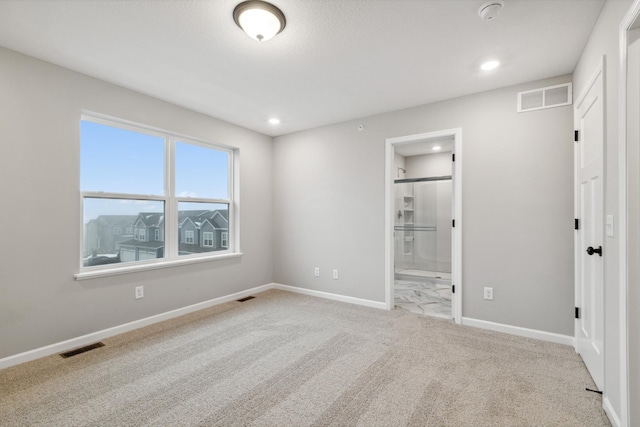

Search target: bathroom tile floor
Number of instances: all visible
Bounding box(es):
[394,279,452,319]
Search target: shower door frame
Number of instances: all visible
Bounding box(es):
[384,128,462,324]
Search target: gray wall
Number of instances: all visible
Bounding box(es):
[273,74,574,335]
[572,0,634,420]
[0,46,274,359]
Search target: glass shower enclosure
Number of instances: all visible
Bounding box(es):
[394,177,452,278]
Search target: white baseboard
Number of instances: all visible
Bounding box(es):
[603,397,621,427]
[461,317,575,346]
[272,283,387,310]
[0,283,274,371]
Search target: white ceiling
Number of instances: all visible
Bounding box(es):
[0,0,604,137]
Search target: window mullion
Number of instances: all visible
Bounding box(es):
[81,192,165,202]
[166,137,177,260]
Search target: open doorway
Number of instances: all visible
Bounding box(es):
[385,129,462,323]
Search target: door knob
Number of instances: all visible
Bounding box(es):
[586,246,602,256]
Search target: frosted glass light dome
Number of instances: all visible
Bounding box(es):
[233,1,286,42]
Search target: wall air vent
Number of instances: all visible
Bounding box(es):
[517,83,572,113]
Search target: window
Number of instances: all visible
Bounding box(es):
[80,114,235,271]
[203,232,214,247]
[221,232,228,248]
[136,228,146,241]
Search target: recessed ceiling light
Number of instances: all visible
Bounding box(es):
[481,60,500,71]
[268,118,280,124]
[432,146,442,151]
[233,1,286,42]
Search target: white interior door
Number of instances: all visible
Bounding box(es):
[575,60,605,391]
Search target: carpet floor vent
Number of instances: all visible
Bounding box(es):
[237,296,255,302]
[60,342,105,358]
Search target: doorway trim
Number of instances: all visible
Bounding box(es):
[617,2,640,425]
[384,128,462,324]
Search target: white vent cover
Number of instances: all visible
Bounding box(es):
[517,83,572,112]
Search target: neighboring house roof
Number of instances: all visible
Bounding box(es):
[91,210,228,231]
[86,215,137,227]
[135,212,164,227]
[178,209,229,230]
[210,211,228,229]
[178,210,209,221]
[179,217,197,229]
[100,215,137,225]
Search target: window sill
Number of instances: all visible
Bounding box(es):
[75,252,243,281]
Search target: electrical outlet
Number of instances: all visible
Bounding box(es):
[332,269,339,280]
[314,267,320,277]
[484,287,493,301]
[135,286,144,299]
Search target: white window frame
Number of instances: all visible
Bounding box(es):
[76,113,241,280]
[184,230,195,244]
[137,228,146,241]
[221,232,228,248]
[155,229,160,241]
[202,231,214,247]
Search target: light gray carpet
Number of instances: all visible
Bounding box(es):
[0,289,609,426]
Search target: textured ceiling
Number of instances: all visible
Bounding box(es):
[0,0,604,137]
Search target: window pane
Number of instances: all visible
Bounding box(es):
[178,202,229,255]
[83,197,164,266]
[81,120,165,195]
[175,142,228,199]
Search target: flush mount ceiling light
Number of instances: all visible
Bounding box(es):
[478,1,504,21]
[481,60,500,71]
[233,1,286,42]
[268,117,281,124]
[432,145,442,151]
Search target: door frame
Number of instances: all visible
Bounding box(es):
[617,2,640,424]
[384,128,462,324]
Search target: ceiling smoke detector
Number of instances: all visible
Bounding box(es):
[478,1,503,21]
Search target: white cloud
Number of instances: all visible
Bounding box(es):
[179,191,198,198]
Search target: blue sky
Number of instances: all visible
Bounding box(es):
[81,120,229,221]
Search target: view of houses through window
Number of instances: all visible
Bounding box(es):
[81,116,233,268]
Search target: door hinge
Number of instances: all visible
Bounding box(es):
[575,307,580,319]
[574,218,579,230]
[574,130,579,142]
[452,219,455,228]
[452,285,455,294]
[452,153,455,162]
